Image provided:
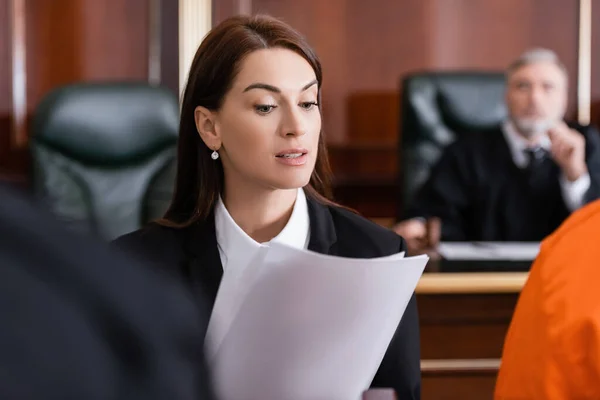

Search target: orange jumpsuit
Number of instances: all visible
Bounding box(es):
[495,199,600,399]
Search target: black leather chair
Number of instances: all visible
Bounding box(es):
[398,71,508,219]
[30,82,179,240]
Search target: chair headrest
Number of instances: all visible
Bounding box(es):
[32,83,179,165]
[401,71,507,141]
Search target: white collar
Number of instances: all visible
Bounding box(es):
[502,120,551,168]
[214,188,310,271]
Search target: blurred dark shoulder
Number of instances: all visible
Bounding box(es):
[0,184,214,400]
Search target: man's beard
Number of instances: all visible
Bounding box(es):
[512,118,556,138]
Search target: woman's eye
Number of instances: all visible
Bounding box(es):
[255,104,277,114]
[300,101,319,110]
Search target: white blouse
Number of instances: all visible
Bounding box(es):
[214,187,310,273]
[206,188,310,358]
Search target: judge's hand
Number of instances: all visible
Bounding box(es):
[393,217,441,255]
[548,122,587,181]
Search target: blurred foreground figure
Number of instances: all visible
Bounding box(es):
[495,199,600,399]
[0,185,214,400]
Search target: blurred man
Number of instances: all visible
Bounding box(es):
[395,48,600,253]
[0,185,214,400]
[495,199,600,399]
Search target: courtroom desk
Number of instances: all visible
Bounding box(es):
[417,260,529,400]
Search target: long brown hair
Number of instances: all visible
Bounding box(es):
[160,15,337,227]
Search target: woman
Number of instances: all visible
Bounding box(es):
[115,14,420,399]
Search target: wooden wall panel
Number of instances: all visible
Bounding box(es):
[429,0,579,118]
[418,292,519,400]
[160,0,179,96]
[529,0,579,120]
[251,0,434,146]
[0,0,152,178]
[422,372,497,400]
[25,0,150,119]
[0,2,8,100]
[0,0,12,174]
[237,0,580,146]
[213,0,243,25]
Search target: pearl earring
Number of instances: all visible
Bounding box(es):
[211,150,219,160]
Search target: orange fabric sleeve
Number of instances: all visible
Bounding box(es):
[495,199,600,399]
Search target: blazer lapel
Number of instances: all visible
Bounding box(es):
[306,196,338,255]
[182,215,223,309]
[181,196,336,308]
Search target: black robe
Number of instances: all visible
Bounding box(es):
[406,123,600,241]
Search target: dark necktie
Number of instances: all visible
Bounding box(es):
[524,147,546,169]
[523,147,548,189]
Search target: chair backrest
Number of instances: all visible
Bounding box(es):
[398,71,507,218]
[31,82,179,240]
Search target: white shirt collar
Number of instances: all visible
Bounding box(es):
[214,188,310,271]
[502,120,551,168]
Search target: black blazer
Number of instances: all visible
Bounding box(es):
[114,196,421,399]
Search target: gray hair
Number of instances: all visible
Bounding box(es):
[506,48,568,78]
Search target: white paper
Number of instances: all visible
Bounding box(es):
[205,246,270,358]
[205,249,406,360]
[437,241,540,261]
[210,242,427,400]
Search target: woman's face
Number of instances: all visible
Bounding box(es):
[196,48,321,193]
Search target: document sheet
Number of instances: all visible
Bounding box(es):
[437,242,540,261]
[207,242,428,400]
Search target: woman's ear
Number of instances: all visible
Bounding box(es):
[194,106,221,151]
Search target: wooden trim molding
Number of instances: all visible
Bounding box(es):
[178,0,212,99]
[421,358,501,373]
[416,272,528,294]
[578,0,592,124]
[10,0,27,148]
[148,0,162,85]
[237,0,252,15]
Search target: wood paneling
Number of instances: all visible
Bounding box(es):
[250,0,433,145]
[419,293,517,359]
[422,372,497,400]
[429,0,578,117]
[418,292,519,400]
[25,0,149,118]
[0,0,10,172]
[0,2,8,104]
[234,0,580,145]
[160,0,179,96]
[213,0,244,25]
[329,143,398,217]
[0,0,154,178]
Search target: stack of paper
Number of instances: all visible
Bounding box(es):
[437,242,540,261]
[206,242,428,400]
